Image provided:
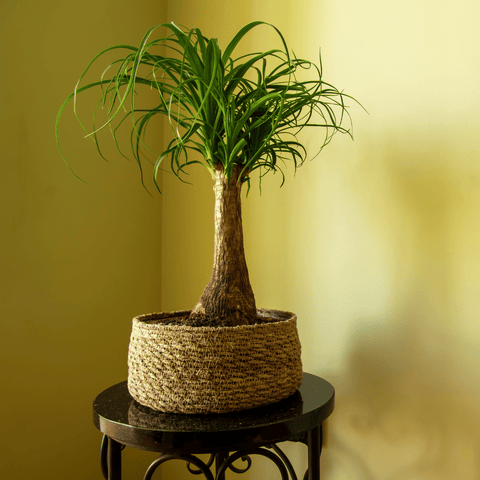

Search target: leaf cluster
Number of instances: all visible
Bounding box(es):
[56,21,354,191]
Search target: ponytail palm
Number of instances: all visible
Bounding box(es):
[56,21,354,327]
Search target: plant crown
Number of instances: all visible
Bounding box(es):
[56,21,354,191]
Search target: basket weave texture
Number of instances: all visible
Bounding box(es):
[127,308,303,414]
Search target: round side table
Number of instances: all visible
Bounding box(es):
[93,372,334,480]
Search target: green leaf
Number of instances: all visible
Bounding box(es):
[56,21,359,192]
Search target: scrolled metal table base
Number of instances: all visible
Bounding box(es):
[100,425,323,480]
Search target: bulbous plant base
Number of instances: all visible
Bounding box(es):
[127,308,303,414]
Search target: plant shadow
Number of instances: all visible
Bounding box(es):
[318,138,480,479]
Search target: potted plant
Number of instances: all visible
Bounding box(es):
[56,21,354,414]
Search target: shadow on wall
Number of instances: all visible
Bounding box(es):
[325,305,480,479]
[320,138,480,479]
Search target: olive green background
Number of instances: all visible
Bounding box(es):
[2,0,480,478]
[1,1,167,477]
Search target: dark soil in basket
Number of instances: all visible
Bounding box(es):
[162,314,274,327]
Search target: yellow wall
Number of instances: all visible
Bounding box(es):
[3,0,480,478]
[1,0,166,477]
[163,0,480,479]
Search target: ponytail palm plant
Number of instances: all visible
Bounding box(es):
[56,21,354,328]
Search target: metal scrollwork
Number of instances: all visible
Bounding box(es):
[143,453,215,480]
[227,454,252,474]
[100,435,108,480]
[187,454,215,475]
[270,444,298,480]
[216,448,289,480]
[100,432,322,480]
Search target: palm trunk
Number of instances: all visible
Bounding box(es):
[187,164,257,327]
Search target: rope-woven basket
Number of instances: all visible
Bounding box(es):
[127,308,302,414]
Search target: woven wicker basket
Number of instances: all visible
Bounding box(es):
[127,308,302,414]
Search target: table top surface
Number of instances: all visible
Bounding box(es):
[93,372,334,453]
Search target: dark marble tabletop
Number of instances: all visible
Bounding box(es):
[93,372,334,453]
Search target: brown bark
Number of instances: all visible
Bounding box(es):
[186,164,257,327]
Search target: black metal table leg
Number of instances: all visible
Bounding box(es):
[307,425,322,480]
[106,436,122,480]
[215,452,228,480]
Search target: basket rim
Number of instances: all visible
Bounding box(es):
[132,308,297,332]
